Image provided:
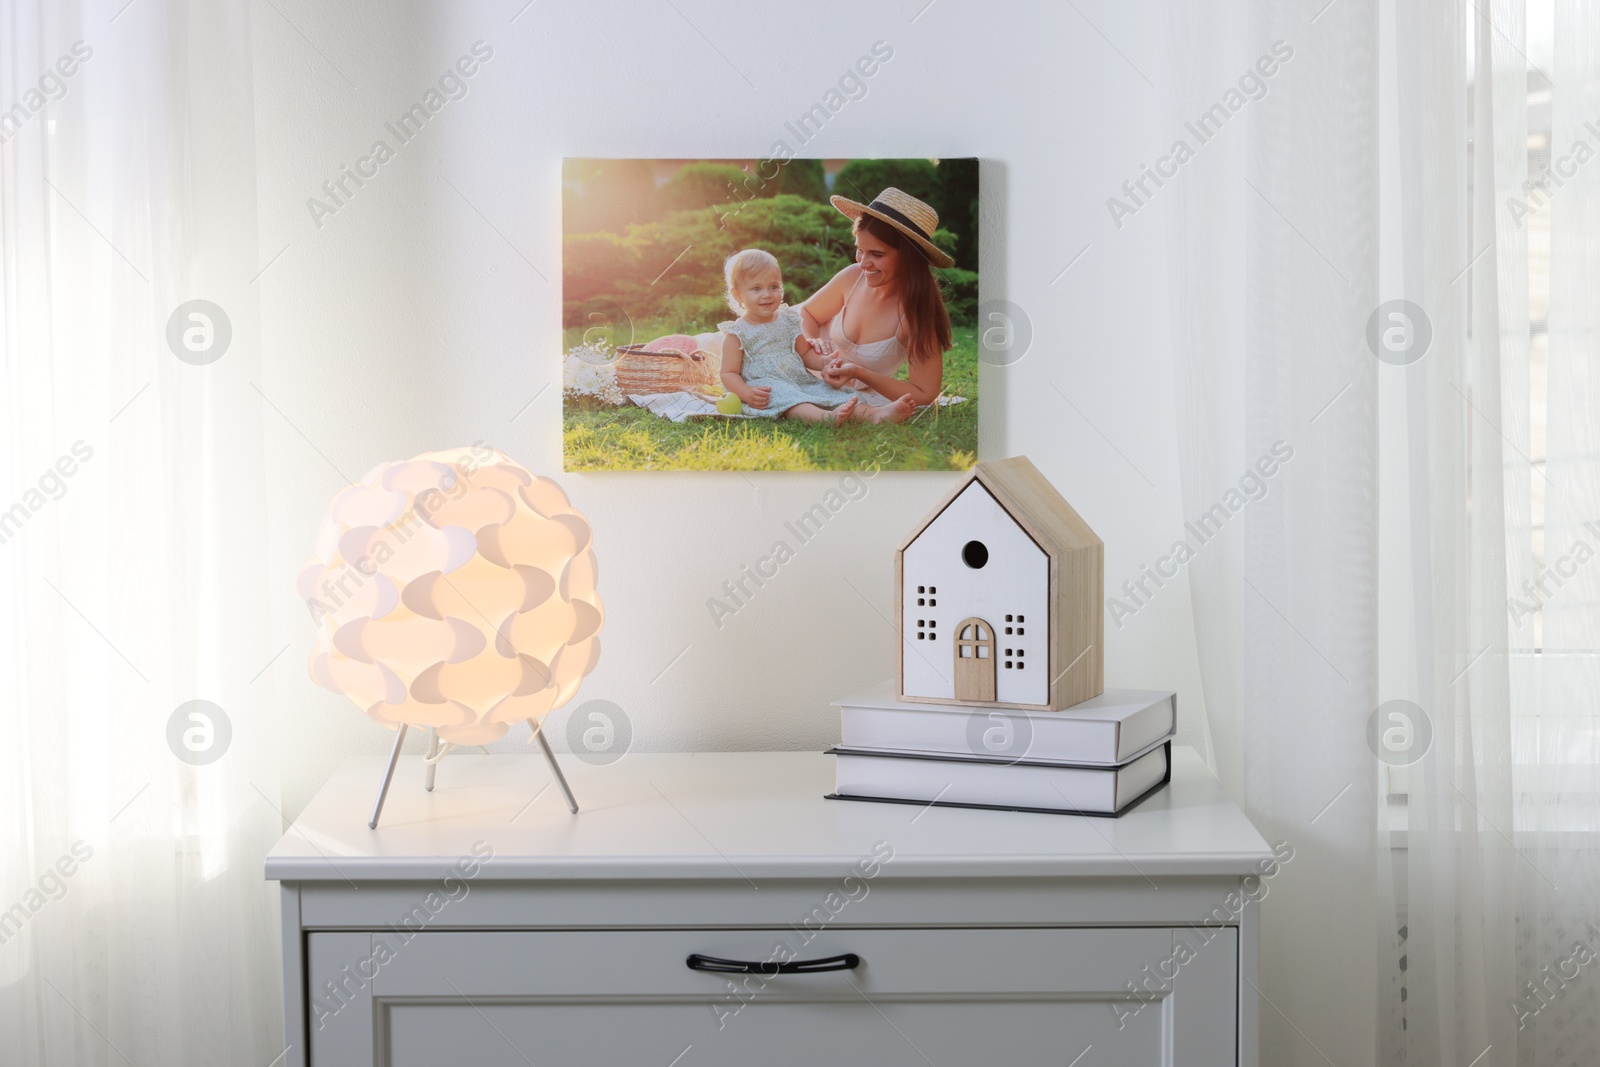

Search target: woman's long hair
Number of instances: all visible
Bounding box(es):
[855,214,951,366]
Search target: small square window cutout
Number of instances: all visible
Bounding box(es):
[917,598,925,606]
[1004,661,1013,669]
[1005,614,1013,622]
[1017,627,1025,636]
[1005,626,1013,635]
[1017,615,1025,623]
[918,585,925,593]
[929,599,937,606]
[929,586,937,594]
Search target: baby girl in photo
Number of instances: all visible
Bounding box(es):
[718,249,913,424]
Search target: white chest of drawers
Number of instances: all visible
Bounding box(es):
[267,749,1271,1066]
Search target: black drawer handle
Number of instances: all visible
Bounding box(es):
[686,952,860,975]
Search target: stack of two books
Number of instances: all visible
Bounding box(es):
[827,683,1178,817]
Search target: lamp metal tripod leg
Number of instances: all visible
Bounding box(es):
[530,719,579,814]
[368,723,409,830]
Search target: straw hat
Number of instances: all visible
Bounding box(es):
[829,187,954,268]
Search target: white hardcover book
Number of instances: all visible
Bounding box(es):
[830,743,1170,816]
[835,681,1176,767]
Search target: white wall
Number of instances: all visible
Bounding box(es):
[251,0,1206,815]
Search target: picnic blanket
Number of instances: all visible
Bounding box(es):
[628,391,968,423]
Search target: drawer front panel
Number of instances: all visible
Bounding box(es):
[309,926,1238,1066]
[372,927,1172,997]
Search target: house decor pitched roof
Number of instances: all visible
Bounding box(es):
[896,456,1100,558]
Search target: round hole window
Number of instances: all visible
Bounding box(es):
[962,540,989,569]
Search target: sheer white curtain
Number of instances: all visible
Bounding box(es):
[1382,0,1520,1062]
[0,2,283,1064]
[1530,4,1600,1061]
[1381,0,1600,1063]
[1164,0,1380,1064]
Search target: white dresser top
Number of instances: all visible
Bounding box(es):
[265,748,1270,882]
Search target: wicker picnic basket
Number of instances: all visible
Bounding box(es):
[614,342,721,397]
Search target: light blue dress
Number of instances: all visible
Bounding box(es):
[721,306,859,418]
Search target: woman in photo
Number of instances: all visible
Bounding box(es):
[799,186,955,412]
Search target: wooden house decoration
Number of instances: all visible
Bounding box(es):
[896,456,1103,711]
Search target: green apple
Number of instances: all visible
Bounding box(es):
[716,393,744,415]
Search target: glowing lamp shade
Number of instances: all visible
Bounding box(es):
[300,447,602,746]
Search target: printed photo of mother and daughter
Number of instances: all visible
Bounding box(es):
[561,158,979,471]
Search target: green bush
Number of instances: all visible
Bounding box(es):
[561,232,636,306]
[833,159,938,205]
[930,158,979,271]
[764,157,828,202]
[930,228,958,263]
[662,162,773,213]
[937,267,978,327]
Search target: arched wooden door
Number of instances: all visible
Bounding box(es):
[953,617,996,702]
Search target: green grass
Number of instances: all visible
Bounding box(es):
[563,322,979,472]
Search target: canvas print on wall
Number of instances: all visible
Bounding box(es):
[562,158,979,472]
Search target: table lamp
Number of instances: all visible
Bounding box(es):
[299,446,603,827]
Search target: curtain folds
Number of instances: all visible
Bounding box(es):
[1386,1,1600,1064]
[1168,0,1600,1064]
[1164,1,1380,1064]
[1383,1,1521,1063]
[1,2,283,1064]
